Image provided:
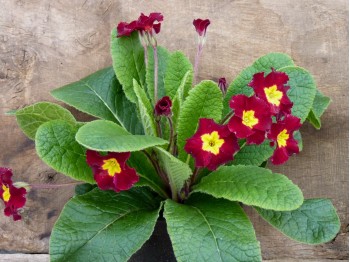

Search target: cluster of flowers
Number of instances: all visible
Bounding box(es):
[0,12,301,221]
[185,70,301,171]
[0,168,27,221]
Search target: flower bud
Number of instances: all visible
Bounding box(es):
[154,96,172,117]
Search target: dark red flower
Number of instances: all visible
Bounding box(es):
[193,18,211,36]
[249,70,293,117]
[86,150,139,192]
[154,96,172,117]
[267,115,302,165]
[117,12,163,38]
[184,118,239,171]
[137,12,163,34]
[0,168,27,221]
[228,95,272,145]
[117,21,137,37]
[218,77,228,95]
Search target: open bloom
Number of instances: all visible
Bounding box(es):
[184,118,239,171]
[0,168,27,221]
[228,95,272,145]
[117,12,163,38]
[248,70,293,117]
[154,96,172,117]
[86,150,139,192]
[268,115,301,165]
[137,12,163,34]
[117,21,137,37]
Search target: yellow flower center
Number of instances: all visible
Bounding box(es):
[201,131,225,155]
[2,185,10,202]
[242,110,259,128]
[277,129,289,148]
[264,85,283,106]
[102,158,121,177]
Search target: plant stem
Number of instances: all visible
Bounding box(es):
[142,150,169,186]
[156,119,162,138]
[220,111,234,124]
[190,167,201,186]
[30,181,84,189]
[153,46,159,103]
[143,45,148,69]
[193,44,203,85]
[166,116,174,154]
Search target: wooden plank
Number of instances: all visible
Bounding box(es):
[0,0,347,260]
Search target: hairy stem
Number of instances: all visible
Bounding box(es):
[143,45,148,69]
[193,44,203,85]
[153,46,159,102]
[166,116,175,154]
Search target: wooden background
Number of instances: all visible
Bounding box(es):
[0,0,348,260]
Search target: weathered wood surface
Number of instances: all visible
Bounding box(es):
[0,0,348,260]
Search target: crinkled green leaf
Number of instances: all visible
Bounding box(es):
[146,46,171,105]
[223,53,295,116]
[307,90,331,129]
[172,70,192,131]
[177,80,223,161]
[232,140,274,166]
[51,67,143,134]
[164,194,261,262]
[15,102,76,140]
[111,30,145,103]
[75,120,167,152]
[128,151,168,199]
[193,165,303,211]
[50,187,162,262]
[255,199,340,244]
[35,120,94,183]
[279,66,316,122]
[164,51,193,99]
[133,79,157,136]
[154,147,192,198]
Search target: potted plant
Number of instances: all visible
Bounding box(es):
[0,12,340,261]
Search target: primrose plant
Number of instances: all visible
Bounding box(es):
[1,12,340,262]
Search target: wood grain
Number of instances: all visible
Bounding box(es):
[0,0,348,260]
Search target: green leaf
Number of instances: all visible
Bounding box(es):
[279,66,317,122]
[223,53,295,116]
[164,51,193,99]
[193,165,303,211]
[306,90,331,129]
[164,194,261,262]
[128,151,168,199]
[111,30,146,103]
[255,199,340,244]
[154,147,192,198]
[133,79,157,136]
[177,80,223,161]
[76,120,168,152]
[232,140,274,166]
[35,120,94,183]
[75,183,96,196]
[50,187,162,262]
[51,67,143,134]
[146,46,171,104]
[15,102,76,140]
[172,70,192,131]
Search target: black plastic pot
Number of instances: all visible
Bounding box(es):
[129,218,176,262]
